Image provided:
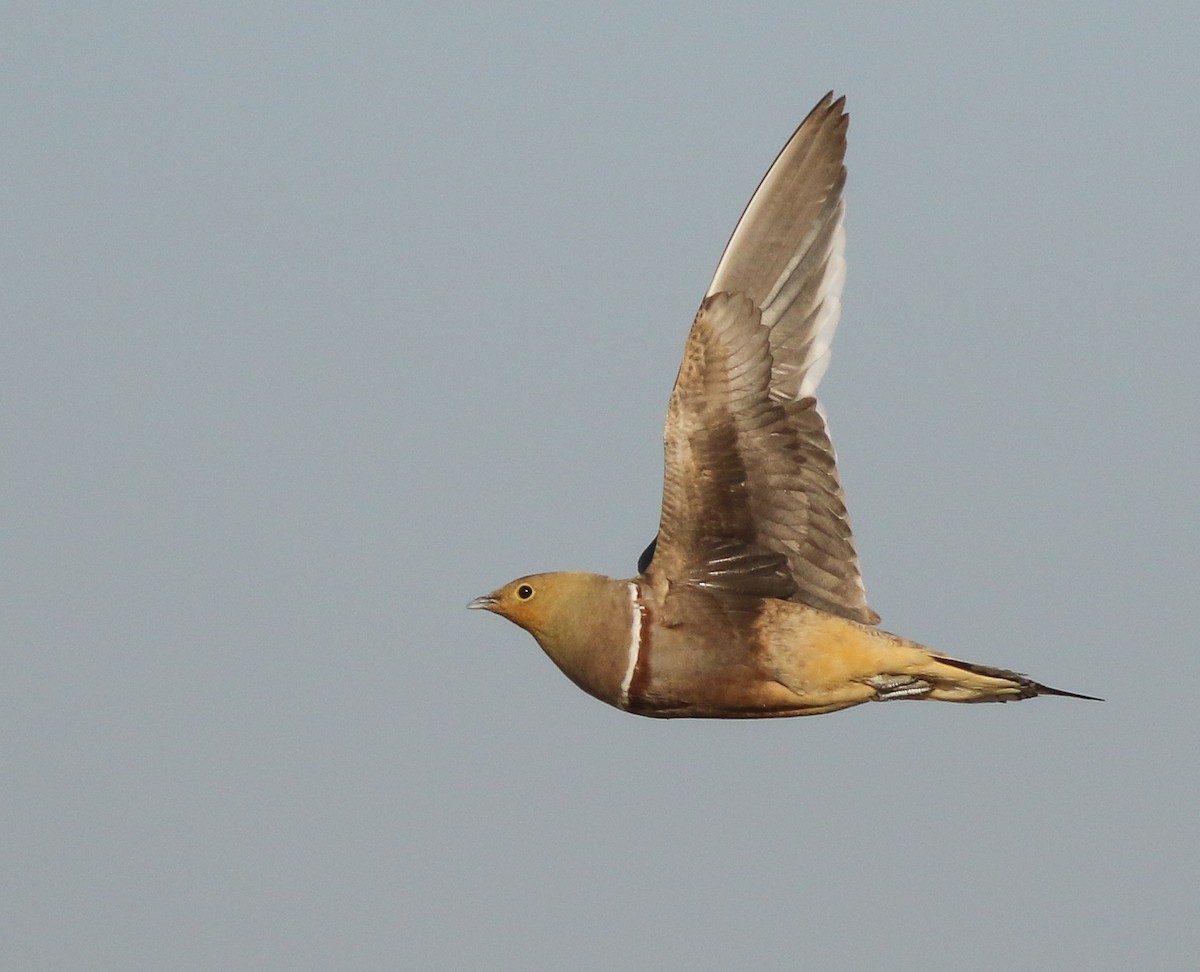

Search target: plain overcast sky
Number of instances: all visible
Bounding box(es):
[4,3,1199,970]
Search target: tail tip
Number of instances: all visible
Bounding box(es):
[1036,683,1104,703]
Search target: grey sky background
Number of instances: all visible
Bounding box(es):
[5,4,1198,970]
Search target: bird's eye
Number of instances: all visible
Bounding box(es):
[516,584,534,600]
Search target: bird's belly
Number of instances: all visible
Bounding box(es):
[622,606,898,718]
[622,629,826,718]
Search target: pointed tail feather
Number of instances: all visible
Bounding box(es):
[927,655,1103,703]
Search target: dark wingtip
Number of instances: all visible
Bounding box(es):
[637,536,657,576]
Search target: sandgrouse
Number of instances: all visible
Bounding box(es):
[469,93,1099,718]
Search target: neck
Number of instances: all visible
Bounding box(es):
[532,574,638,708]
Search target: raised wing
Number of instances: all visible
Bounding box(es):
[644,93,878,625]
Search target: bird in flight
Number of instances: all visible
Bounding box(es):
[469,93,1099,718]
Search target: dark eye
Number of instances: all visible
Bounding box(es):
[516,584,534,600]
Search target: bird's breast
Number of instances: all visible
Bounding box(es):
[618,586,797,718]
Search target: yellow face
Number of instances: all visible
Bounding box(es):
[466,575,549,633]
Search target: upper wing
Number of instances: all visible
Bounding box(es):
[644,93,878,625]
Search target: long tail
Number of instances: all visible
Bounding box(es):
[923,655,1103,703]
